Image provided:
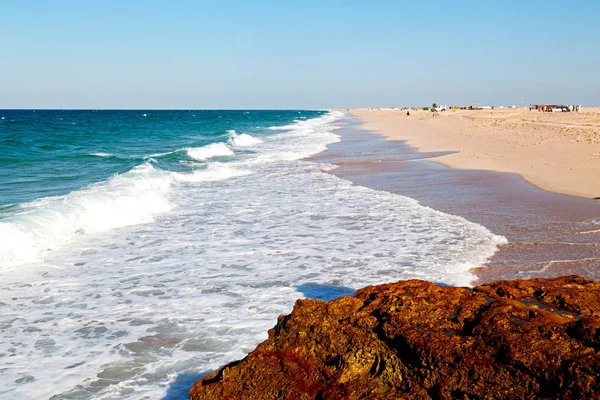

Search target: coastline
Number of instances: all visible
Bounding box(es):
[348,108,600,199]
[312,113,600,284]
[190,107,600,398]
[191,275,600,399]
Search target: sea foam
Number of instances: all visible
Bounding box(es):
[174,163,252,182]
[228,133,263,147]
[0,110,507,400]
[187,143,234,160]
[0,163,173,267]
[90,152,114,157]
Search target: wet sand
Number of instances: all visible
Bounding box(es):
[311,117,600,284]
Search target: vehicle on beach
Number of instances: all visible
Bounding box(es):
[530,104,581,112]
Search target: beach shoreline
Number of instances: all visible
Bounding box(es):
[313,112,600,284]
[348,108,600,199]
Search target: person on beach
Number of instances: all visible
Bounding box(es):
[406,110,410,117]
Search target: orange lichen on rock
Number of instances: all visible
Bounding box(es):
[190,276,600,399]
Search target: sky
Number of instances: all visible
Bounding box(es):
[1,0,599,109]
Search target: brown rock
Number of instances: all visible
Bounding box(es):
[190,276,600,399]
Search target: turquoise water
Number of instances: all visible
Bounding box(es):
[0,110,324,210]
[0,110,505,399]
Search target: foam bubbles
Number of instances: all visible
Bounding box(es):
[0,163,173,268]
[90,152,114,157]
[187,143,234,160]
[174,163,252,182]
[228,133,263,147]
[0,111,506,399]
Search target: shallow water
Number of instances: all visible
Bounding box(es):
[0,111,505,399]
[320,121,600,284]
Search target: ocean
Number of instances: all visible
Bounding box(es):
[0,110,506,399]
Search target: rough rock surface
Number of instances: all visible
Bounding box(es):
[190,276,600,399]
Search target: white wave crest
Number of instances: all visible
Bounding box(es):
[143,149,179,159]
[251,111,343,163]
[228,133,263,147]
[267,124,296,131]
[0,112,346,269]
[174,163,252,182]
[0,163,173,267]
[187,143,234,161]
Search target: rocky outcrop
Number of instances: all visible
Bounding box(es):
[190,276,600,399]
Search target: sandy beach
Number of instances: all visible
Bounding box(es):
[350,108,600,199]
[312,114,600,284]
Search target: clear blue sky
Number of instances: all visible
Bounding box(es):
[1,0,599,108]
